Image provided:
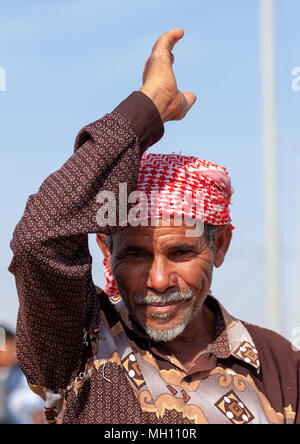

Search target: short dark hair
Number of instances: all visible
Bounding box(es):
[203,224,221,251]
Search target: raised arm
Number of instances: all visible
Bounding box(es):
[8,29,196,394]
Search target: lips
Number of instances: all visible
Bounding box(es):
[144,300,184,314]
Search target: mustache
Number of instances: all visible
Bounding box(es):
[133,290,194,305]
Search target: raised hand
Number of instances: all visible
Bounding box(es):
[139,29,197,123]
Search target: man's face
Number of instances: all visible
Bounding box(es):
[109,221,217,342]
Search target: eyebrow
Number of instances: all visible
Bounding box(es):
[117,243,199,256]
[166,243,199,252]
[118,245,149,255]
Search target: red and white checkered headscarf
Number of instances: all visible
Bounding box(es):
[97,153,233,301]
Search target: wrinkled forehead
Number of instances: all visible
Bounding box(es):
[112,220,205,251]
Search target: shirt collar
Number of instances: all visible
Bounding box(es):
[206,295,261,374]
[104,290,261,375]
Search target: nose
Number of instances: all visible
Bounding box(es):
[146,255,177,293]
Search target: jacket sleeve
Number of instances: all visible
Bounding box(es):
[8,91,164,392]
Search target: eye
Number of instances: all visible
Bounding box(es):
[116,250,150,260]
[170,250,196,259]
[127,251,145,258]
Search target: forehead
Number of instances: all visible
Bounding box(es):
[113,221,204,250]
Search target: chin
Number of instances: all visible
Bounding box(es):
[143,323,188,343]
[134,303,196,343]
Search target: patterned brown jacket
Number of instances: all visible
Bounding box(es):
[8,91,300,424]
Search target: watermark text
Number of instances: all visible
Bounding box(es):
[0,327,5,351]
[291,67,300,92]
[0,67,6,92]
[95,183,205,237]
[291,327,300,352]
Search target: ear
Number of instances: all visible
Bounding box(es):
[213,225,232,268]
[96,233,111,263]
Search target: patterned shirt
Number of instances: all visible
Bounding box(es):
[8,91,300,424]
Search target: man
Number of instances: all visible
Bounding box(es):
[0,326,44,424]
[9,29,300,424]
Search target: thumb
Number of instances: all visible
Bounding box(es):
[183,92,197,112]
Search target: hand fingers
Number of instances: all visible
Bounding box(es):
[183,92,197,112]
[152,28,184,57]
[142,28,181,84]
[179,92,197,119]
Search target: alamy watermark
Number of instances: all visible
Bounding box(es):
[291,327,300,352]
[95,183,205,237]
[0,67,6,92]
[0,327,5,351]
[291,67,300,92]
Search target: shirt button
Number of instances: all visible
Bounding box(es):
[184,375,193,383]
[128,370,135,378]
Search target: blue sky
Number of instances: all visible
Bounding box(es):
[1,0,300,339]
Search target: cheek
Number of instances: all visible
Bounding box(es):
[112,261,147,299]
[177,258,213,291]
